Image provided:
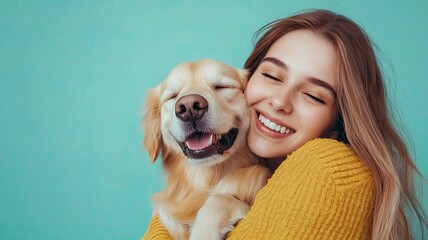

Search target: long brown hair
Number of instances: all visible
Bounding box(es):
[244,9,427,240]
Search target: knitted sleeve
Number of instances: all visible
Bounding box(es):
[227,138,374,239]
[142,138,374,240]
[141,215,172,240]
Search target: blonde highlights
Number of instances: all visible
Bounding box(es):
[245,9,427,239]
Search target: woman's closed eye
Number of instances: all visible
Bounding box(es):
[262,72,281,82]
[304,93,325,104]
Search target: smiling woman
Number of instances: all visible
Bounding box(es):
[143,9,427,240]
[241,9,427,239]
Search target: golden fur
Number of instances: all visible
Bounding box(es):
[143,59,270,240]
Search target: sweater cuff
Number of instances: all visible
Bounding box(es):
[141,215,172,240]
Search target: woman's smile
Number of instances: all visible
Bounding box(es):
[255,111,295,138]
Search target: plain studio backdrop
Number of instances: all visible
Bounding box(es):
[1,1,427,239]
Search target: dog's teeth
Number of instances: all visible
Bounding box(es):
[208,134,213,146]
[216,134,221,143]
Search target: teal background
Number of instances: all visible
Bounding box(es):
[1,0,427,239]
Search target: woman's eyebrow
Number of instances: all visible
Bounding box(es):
[307,77,336,98]
[261,57,288,70]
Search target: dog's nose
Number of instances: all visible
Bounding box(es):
[175,94,208,122]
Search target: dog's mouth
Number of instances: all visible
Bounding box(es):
[177,128,239,159]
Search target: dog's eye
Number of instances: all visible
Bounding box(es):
[165,94,177,102]
[213,85,229,91]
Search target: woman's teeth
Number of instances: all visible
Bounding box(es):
[258,114,292,134]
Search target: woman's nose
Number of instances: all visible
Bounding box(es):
[269,88,292,114]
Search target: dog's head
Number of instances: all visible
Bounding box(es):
[143,59,249,166]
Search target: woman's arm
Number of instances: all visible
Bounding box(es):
[227,138,374,239]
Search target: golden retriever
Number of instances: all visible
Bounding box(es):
[143,59,271,240]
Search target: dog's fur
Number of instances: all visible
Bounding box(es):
[143,59,271,240]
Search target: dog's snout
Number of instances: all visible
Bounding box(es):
[175,94,208,122]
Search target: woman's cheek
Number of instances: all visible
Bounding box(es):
[297,105,333,137]
[245,77,265,105]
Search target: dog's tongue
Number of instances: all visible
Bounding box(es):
[185,133,212,150]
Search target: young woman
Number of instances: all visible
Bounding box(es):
[143,9,427,239]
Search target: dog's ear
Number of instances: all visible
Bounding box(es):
[236,68,249,90]
[142,86,162,163]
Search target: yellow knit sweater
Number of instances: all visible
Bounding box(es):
[142,138,375,239]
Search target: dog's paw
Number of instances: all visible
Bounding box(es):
[189,194,250,240]
[219,200,250,236]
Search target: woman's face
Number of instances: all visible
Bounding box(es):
[246,30,339,161]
